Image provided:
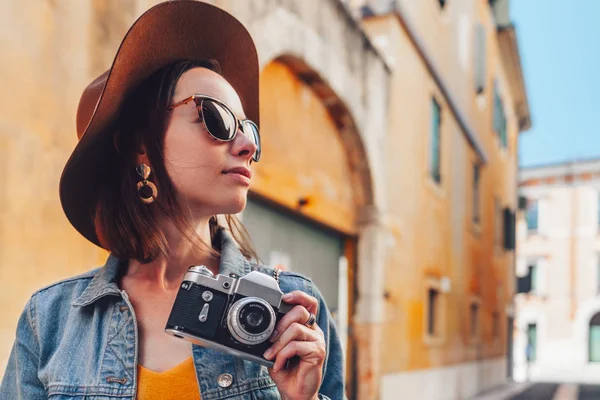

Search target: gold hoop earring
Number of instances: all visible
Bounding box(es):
[136,163,158,204]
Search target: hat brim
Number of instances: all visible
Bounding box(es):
[59,0,260,248]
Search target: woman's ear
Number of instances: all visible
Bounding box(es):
[135,145,150,166]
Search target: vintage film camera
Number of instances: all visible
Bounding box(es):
[165,265,293,368]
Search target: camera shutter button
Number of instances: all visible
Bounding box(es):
[217,373,233,388]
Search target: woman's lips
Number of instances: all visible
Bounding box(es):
[223,166,252,179]
[222,167,252,185]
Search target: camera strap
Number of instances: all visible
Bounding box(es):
[272,268,282,284]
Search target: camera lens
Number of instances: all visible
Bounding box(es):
[227,297,276,345]
[246,312,264,328]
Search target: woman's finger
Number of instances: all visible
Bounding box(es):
[270,340,326,373]
[269,305,311,343]
[282,291,319,315]
[264,322,321,361]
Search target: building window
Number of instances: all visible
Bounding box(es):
[492,311,500,338]
[427,288,439,336]
[528,262,538,294]
[527,323,537,362]
[470,302,480,338]
[494,198,503,250]
[430,98,442,184]
[493,81,507,149]
[526,199,539,233]
[474,23,487,94]
[473,163,481,225]
[590,313,600,362]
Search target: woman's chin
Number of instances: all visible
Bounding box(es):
[184,191,248,216]
[211,195,247,216]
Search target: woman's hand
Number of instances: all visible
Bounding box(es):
[264,290,326,400]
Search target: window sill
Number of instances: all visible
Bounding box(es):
[425,176,445,200]
[423,334,445,347]
[471,222,482,239]
[526,291,548,299]
[526,231,547,240]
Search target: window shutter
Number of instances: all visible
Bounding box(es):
[504,207,516,250]
[493,81,501,134]
[474,23,487,94]
[517,274,532,294]
[538,198,548,235]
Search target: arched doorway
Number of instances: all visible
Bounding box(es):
[589,312,600,362]
[242,56,372,395]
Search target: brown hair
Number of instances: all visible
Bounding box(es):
[94,59,259,263]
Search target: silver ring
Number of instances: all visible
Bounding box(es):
[305,312,316,328]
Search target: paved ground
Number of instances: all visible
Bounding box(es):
[577,384,600,400]
[472,383,600,400]
[509,383,559,399]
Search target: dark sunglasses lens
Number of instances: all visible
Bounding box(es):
[243,121,261,161]
[201,101,235,140]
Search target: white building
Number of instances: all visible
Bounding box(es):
[515,158,600,383]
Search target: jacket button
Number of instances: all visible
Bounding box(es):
[217,373,233,388]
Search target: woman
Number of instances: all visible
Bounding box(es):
[0,1,345,399]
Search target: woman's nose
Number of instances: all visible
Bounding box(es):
[231,124,258,160]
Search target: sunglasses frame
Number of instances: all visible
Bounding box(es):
[167,94,261,162]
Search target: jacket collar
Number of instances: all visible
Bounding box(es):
[72,228,251,307]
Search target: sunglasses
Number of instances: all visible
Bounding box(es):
[167,94,261,162]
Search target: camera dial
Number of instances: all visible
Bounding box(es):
[188,265,214,277]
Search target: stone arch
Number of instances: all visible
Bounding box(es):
[269,53,373,216]
[247,5,389,215]
[244,4,390,397]
[574,298,600,365]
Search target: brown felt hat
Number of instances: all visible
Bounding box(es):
[59,0,260,248]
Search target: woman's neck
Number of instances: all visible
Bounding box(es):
[122,217,220,293]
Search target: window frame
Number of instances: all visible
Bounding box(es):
[494,197,504,253]
[472,163,481,225]
[526,198,539,233]
[430,97,442,185]
[526,323,537,363]
[528,261,538,294]
[589,313,600,362]
[492,80,508,149]
[468,296,482,343]
[492,310,501,340]
[424,277,446,346]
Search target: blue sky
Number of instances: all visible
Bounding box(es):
[511,0,600,167]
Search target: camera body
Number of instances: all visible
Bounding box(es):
[165,265,292,368]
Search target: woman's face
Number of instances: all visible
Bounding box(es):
[162,67,257,217]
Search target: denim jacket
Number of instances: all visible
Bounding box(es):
[0,230,345,399]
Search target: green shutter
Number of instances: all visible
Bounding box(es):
[431,99,441,183]
[530,264,537,292]
[527,200,539,232]
[527,323,537,362]
[590,326,600,362]
[500,102,508,148]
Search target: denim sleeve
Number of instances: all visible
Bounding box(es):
[311,281,347,400]
[0,295,46,399]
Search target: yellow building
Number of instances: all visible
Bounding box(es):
[353,0,531,397]
[0,0,529,399]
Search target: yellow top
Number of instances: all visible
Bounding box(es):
[136,356,201,400]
